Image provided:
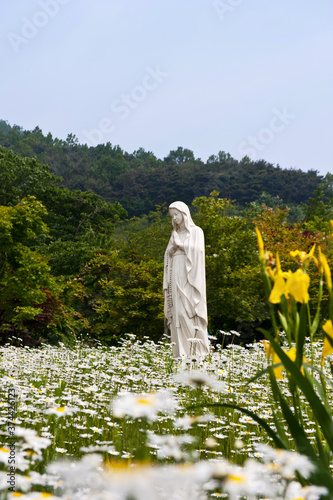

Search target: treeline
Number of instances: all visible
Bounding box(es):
[0,120,322,216]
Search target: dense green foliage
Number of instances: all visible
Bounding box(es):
[0,146,126,344]
[0,196,79,345]
[0,120,332,346]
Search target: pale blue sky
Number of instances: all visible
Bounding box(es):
[1,0,332,175]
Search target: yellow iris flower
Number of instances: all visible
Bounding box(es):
[272,350,284,379]
[269,269,310,304]
[262,339,274,359]
[318,247,332,292]
[266,253,286,280]
[262,340,283,378]
[264,343,306,379]
[255,227,265,260]
[290,244,318,267]
[322,319,333,364]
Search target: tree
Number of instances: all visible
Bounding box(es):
[0,197,82,345]
[165,147,197,165]
[69,251,164,344]
[94,152,128,180]
[302,173,333,233]
[0,146,60,206]
[66,133,79,147]
[192,192,267,337]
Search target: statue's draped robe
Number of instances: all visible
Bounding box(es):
[163,202,210,357]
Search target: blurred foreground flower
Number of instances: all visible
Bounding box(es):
[111,390,177,420]
[283,482,328,500]
[256,444,315,480]
[174,370,226,391]
[49,457,212,500]
[47,452,324,500]
[148,432,196,461]
[8,492,60,499]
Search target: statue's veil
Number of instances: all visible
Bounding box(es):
[168,201,195,231]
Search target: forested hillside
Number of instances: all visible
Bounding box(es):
[0,120,322,216]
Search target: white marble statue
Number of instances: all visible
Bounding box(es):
[163,201,210,358]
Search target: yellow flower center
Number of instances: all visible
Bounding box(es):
[136,398,153,405]
[227,474,244,483]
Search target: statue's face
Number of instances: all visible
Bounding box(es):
[169,208,183,226]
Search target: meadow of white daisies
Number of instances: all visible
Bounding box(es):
[0,333,332,500]
[2,230,333,500]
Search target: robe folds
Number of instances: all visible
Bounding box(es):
[163,202,210,357]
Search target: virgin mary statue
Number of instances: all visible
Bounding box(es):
[163,201,210,358]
